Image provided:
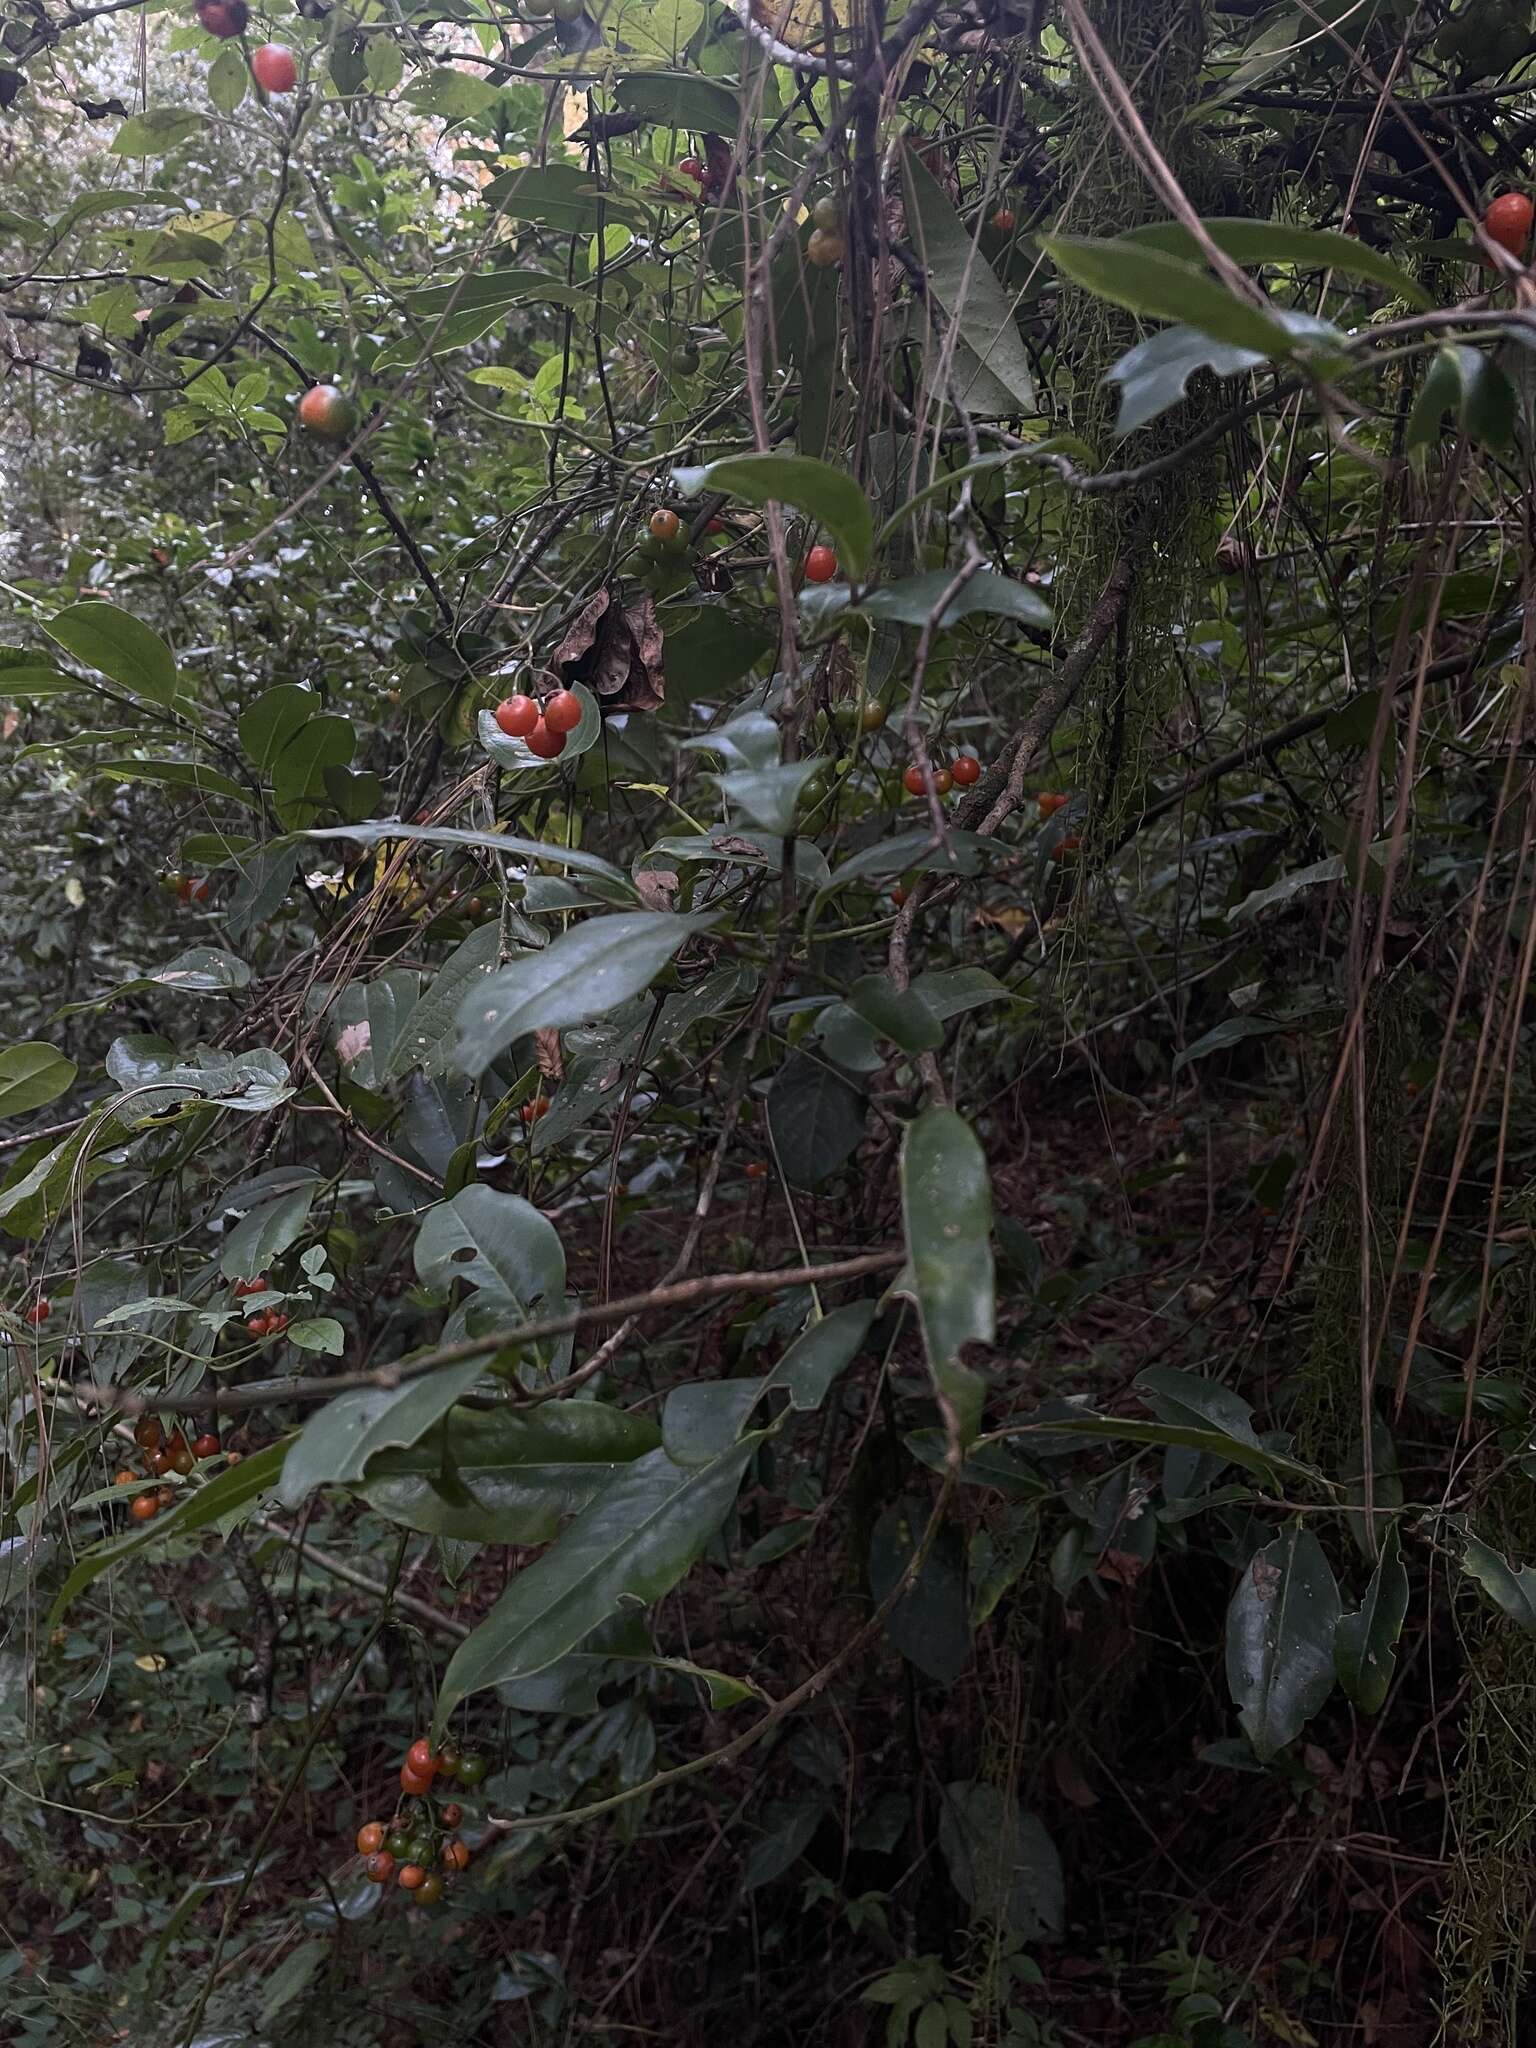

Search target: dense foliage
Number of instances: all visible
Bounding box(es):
[8,0,1536,2040]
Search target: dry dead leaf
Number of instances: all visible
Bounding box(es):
[635,870,679,911]
[534,1027,564,1081]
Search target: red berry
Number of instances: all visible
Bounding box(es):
[148,1450,173,1478]
[494,694,539,738]
[25,1299,50,1325]
[890,885,908,907]
[951,754,981,786]
[1050,834,1082,861]
[745,1162,768,1181]
[902,765,927,797]
[991,207,1016,234]
[193,1432,221,1459]
[441,1839,470,1871]
[649,508,681,542]
[520,1095,551,1126]
[356,1822,385,1856]
[934,769,953,795]
[131,1493,160,1523]
[804,545,837,583]
[232,1277,268,1298]
[543,689,582,735]
[364,1851,396,1883]
[267,1313,288,1336]
[297,383,357,441]
[188,879,211,904]
[1484,192,1534,258]
[677,156,704,181]
[247,1314,270,1338]
[1036,791,1069,819]
[406,1738,438,1777]
[195,0,248,35]
[524,720,567,760]
[398,1863,426,1890]
[401,1764,433,1797]
[250,42,297,92]
[134,1417,164,1450]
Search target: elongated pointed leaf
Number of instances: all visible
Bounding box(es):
[1122,218,1431,310]
[1045,235,1300,356]
[901,149,1035,414]
[901,1109,994,1448]
[1460,1529,1536,1631]
[278,1359,490,1509]
[433,1439,759,1728]
[672,453,874,576]
[1336,1525,1408,1713]
[1225,1525,1341,1759]
[360,1403,660,1540]
[454,912,715,1078]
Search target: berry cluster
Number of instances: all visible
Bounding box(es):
[355,1737,485,1904]
[902,753,984,799]
[235,1274,288,1341]
[492,687,582,760]
[116,1416,232,1522]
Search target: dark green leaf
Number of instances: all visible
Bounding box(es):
[1046,235,1306,355]
[847,975,944,1053]
[1335,1525,1407,1714]
[1225,1524,1341,1759]
[0,1042,76,1117]
[413,1186,566,1316]
[1460,1529,1536,1631]
[901,149,1035,414]
[938,1782,1063,1939]
[774,1302,875,1409]
[1105,324,1267,436]
[766,1052,867,1187]
[278,1360,491,1509]
[856,568,1051,630]
[432,1439,759,1726]
[613,71,739,131]
[454,912,715,1078]
[1122,218,1431,310]
[869,1502,971,1686]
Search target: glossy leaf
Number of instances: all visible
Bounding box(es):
[278,1359,494,1509]
[413,1185,566,1317]
[1122,218,1431,310]
[855,568,1051,630]
[432,1439,760,1727]
[360,1403,660,1541]
[847,975,944,1054]
[901,1108,994,1448]
[454,912,715,1078]
[0,1042,76,1117]
[1225,1525,1341,1759]
[1460,1529,1536,1631]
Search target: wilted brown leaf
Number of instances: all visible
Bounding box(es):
[551,585,665,713]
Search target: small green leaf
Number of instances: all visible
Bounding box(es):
[1225,1524,1341,1759]
[45,602,177,705]
[901,1109,994,1448]
[0,1043,76,1118]
[286,1316,345,1355]
[673,453,875,576]
[110,107,204,157]
[773,1302,875,1410]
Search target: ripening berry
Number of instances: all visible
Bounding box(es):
[453,1753,487,1788]
[364,1851,396,1884]
[417,1872,445,1904]
[25,1299,50,1325]
[812,194,841,232]
[524,720,567,760]
[807,228,844,268]
[196,0,248,35]
[232,1277,268,1298]
[1484,192,1534,258]
[649,508,681,542]
[131,1493,160,1523]
[544,690,582,735]
[356,1822,385,1856]
[495,694,539,738]
[401,1764,433,1797]
[148,1450,173,1478]
[439,1802,463,1828]
[804,545,837,583]
[745,1161,768,1181]
[441,1839,470,1871]
[1036,791,1069,820]
[193,1433,221,1459]
[398,1864,426,1891]
[991,207,1016,234]
[677,156,704,183]
[406,1738,438,1778]
[297,383,357,441]
[520,1095,550,1126]
[115,1471,136,1488]
[951,754,981,786]
[169,1445,196,1477]
[1050,834,1082,860]
[246,1314,270,1339]
[134,1417,164,1450]
[250,42,297,92]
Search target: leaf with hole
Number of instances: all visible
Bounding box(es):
[1225,1524,1341,1759]
[901,1109,993,1448]
[1335,1524,1408,1714]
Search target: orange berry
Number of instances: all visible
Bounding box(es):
[131,1493,160,1522]
[1484,192,1534,258]
[356,1822,385,1856]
